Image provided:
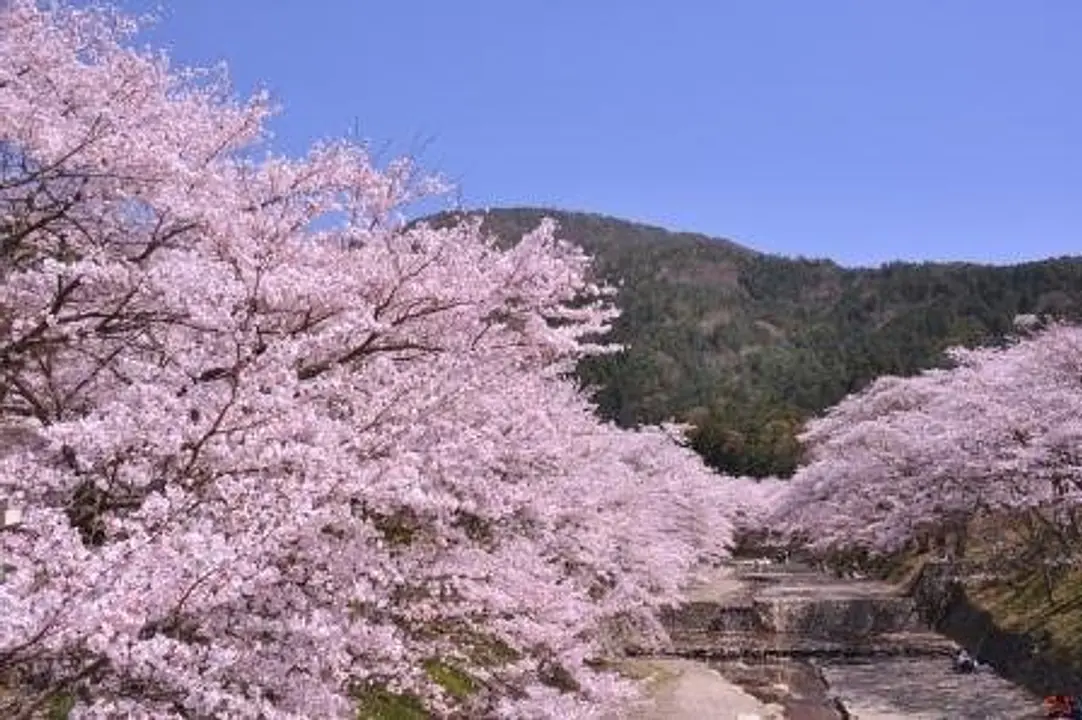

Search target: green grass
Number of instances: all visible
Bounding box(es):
[970,566,1082,669]
[47,692,76,720]
[354,685,430,720]
[422,659,478,701]
[878,511,1082,677]
[0,687,76,720]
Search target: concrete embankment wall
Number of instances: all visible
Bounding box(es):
[909,562,1082,698]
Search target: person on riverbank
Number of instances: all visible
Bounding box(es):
[952,649,977,674]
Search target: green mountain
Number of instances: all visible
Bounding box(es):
[423,207,1082,478]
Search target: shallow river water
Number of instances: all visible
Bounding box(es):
[715,656,1045,719]
[655,560,1054,718]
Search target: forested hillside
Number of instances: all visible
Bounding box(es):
[426,208,1082,477]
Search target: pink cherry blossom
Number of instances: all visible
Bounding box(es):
[767,323,1082,557]
[0,2,735,717]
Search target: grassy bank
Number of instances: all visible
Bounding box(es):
[873,512,1082,695]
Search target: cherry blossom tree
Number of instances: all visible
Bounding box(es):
[714,476,789,545]
[0,2,736,717]
[768,323,1082,559]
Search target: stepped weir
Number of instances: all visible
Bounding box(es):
[623,559,1044,719]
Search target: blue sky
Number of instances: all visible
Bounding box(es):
[119,1,1080,267]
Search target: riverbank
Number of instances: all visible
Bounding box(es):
[905,557,1082,700]
[613,658,785,719]
[626,558,1043,718]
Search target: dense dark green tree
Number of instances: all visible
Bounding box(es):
[422,208,1082,477]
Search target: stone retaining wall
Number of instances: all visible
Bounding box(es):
[909,561,1082,698]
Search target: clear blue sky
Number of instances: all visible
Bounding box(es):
[119,1,1080,267]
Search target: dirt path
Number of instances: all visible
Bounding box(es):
[613,657,785,719]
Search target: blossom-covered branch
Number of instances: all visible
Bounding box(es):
[0,2,736,717]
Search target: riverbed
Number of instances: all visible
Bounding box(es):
[714,655,1044,719]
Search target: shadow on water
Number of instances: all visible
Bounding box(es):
[818,657,1044,720]
[911,565,1082,699]
[715,656,1046,720]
